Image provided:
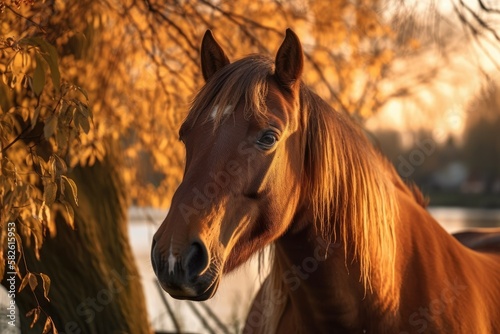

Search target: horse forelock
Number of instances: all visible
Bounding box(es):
[186,54,273,131]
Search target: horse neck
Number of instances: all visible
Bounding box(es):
[272,214,397,332]
[270,177,447,331]
[271,170,500,332]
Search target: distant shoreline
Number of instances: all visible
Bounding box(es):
[427,192,500,209]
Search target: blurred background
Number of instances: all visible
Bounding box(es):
[1,0,499,333]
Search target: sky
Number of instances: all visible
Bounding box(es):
[365,0,500,147]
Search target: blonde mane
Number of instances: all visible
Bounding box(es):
[263,88,401,332]
[301,88,398,292]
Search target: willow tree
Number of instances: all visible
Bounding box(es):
[0,0,457,332]
[0,1,152,332]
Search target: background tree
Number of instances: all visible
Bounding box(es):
[1,1,151,332]
[463,79,500,192]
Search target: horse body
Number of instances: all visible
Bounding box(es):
[395,192,500,334]
[246,187,500,333]
[151,29,500,333]
[453,228,500,252]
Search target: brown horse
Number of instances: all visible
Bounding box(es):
[151,29,500,333]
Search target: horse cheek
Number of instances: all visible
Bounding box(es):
[237,141,257,161]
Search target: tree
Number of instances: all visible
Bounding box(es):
[463,79,500,191]
[1,1,151,332]
[14,142,150,333]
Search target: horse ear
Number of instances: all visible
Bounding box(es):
[201,30,230,82]
[275,29,304,90]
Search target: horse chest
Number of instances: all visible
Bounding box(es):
[274,297,369,334]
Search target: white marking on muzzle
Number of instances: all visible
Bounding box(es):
[168,236,176,275]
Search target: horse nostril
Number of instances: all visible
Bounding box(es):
[184,241,209,279]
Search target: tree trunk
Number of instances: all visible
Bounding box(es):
[4,141,151,333]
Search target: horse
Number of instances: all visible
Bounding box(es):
[151,29,500,333]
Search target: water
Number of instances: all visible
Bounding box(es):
[2,207,499,333]
[427,207,500,233]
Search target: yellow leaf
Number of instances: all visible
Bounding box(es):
[43,180,57,206]
[26,307,40,329]
[33,54,46,96]
[29,272,38,291]
[40,273,51,301]
[62,176,78,206]
[44,115,58,139]
[32,105,41,130]
[19,272,31,292]
[42,316,53,334]
[74,111,90,134]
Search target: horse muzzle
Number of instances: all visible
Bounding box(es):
[151,237,220,301]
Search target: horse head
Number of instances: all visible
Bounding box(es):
[151,29,307,300]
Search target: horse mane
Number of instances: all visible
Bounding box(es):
[300,88,398,292]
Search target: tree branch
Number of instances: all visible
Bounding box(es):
[5,4,47,34]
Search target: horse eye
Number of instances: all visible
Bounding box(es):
[257,132,278,149]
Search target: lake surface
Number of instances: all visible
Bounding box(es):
[2,207,499,333]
